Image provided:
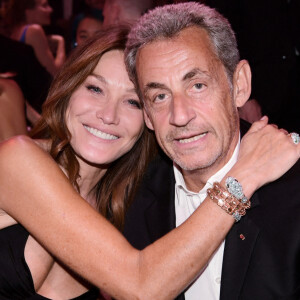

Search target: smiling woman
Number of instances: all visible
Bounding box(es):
[0,25,156,299]
[31,25,155,229]
[65,50,143,167]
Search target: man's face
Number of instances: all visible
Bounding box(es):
[136,27,240,177]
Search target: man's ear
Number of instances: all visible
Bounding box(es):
[233,60,252,108]
[143,108,154,130]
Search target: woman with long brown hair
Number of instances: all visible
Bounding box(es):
[0,25,298,299]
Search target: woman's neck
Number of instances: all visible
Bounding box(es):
[36,139,107,207]
[77,162,107,202]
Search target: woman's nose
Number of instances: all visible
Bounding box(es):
[96,101,120,125]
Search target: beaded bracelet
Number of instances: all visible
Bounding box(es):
[207,182,251,222]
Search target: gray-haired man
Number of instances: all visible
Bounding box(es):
[123,2,300,299]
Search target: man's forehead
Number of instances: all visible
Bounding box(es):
[136,27,216,65]
[139,26,211,49]
[136,28,220,86]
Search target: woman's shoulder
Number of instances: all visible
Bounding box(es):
[0,136,43,159]
[0,134,32,146]
[26,24,47,41]
[27,24,44,33]
[0,136,54,185]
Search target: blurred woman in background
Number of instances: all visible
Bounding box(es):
[2,0,65,76]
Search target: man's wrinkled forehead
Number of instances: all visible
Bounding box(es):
[135,27,220,95]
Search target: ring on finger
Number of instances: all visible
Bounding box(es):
[289,132,300,145]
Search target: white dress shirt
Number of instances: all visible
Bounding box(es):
[174,139,240,300]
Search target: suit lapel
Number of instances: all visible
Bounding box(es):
[220,192,261,299]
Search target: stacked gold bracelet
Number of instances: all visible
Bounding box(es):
[207,181,251,222]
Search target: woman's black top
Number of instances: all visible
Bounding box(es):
[0,224,99,299]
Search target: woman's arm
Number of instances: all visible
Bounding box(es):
[26,25,65,76]
[0,118,298,300]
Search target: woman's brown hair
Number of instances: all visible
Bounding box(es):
[30,25,157,230]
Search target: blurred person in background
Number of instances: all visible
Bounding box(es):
[102,0,153,26]
[2,0,66,76]
[0,73,27,142]
[0,0,52,123]
[71,0,104,50]
[73,13,103,48]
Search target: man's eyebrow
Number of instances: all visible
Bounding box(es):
[143,82,169,95]
[182,68,210,81]
[143,69,210,94]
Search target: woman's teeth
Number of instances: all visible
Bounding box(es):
[84,125,118,140]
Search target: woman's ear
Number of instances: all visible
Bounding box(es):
[233,60,252,108]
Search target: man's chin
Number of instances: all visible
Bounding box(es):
[173,155,218,172]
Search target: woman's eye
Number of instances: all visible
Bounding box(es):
[128,99,141,109]
[87,85,102,94]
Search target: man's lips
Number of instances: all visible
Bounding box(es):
[176,132,208,144]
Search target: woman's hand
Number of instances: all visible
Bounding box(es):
[228,116,300,198]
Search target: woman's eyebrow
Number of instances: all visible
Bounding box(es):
[90,73,107,84]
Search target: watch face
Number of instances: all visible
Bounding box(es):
[225,176,244,200]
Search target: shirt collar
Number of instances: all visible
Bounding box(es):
[174,134,241,196]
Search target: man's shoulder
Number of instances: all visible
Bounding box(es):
[250,158,300,221]
[260,158,300,195]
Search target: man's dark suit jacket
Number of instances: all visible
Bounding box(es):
[123,120,300,299]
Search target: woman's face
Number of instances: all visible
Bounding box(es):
[76,17,103,47]
[66,50,144,166]
[26,0,53,25]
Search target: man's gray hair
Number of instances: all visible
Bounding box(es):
[125,2,240,90]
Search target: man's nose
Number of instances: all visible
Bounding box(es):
[169,95,196,127]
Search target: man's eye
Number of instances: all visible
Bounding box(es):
[87,85,102,94]
[128,99,141,109]
[154,94,166,102]
[194,83,204,90]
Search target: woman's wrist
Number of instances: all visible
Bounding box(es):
[223,166,259,199]
[207,179,251,222]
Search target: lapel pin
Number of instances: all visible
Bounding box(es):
[239,234,245,240]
